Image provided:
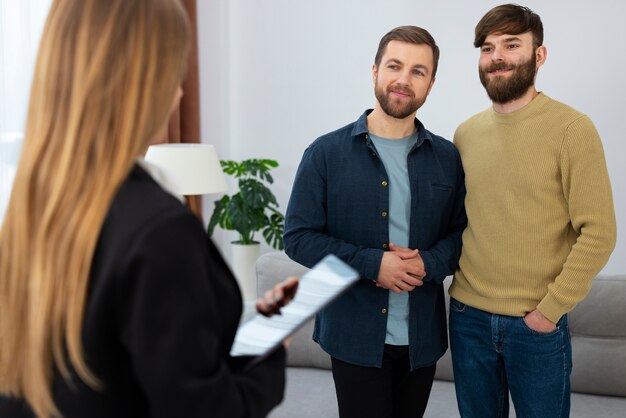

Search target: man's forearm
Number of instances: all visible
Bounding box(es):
[284,229,383,280]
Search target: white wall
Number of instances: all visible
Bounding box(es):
[0,0,51,220]
[197,0,625,274]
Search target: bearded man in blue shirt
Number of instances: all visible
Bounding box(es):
[284,26,467,418]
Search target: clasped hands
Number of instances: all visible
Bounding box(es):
[376,243,426,293]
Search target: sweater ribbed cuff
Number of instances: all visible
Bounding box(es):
[536,293,567,324]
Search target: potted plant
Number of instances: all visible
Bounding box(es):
[207,159,285,300]
[208,158,284,248]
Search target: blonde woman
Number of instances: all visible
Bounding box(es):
[0,1,293,417]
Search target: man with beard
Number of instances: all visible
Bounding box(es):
[284,26,466,417]
[449,4,616,417]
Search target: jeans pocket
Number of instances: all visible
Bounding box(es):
[449,297,466,313]
[520,317,560,336]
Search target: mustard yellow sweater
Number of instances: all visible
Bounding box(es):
[451,93,616,323]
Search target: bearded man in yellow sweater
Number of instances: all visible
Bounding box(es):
[449,4,617,418]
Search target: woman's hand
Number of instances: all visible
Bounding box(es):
[256,276,299,317]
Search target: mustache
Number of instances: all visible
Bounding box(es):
[387,84,414,96]
[484,62,514,73]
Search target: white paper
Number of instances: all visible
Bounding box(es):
[230,254,358,358]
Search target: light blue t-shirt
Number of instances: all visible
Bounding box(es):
[369,131,417,346]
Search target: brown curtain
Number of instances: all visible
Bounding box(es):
[162,0,202,218]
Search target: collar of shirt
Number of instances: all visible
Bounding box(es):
[350,109,434,149]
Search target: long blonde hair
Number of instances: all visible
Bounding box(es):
[0,1,190,416]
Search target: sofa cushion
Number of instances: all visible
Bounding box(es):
[256,252,626,398]
[569,275,626,396]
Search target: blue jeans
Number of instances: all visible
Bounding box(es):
[449,298,572,418]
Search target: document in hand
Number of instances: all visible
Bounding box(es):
[230,254,358,359]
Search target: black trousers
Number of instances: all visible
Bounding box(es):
[331,345,436,418]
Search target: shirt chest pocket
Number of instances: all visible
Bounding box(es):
[431,183,452,194]
[420,183,455,228]
[428,183,454,206]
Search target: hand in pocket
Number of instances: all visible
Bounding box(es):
[523,309,557,333]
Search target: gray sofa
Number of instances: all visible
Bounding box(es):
[255,251,626,418]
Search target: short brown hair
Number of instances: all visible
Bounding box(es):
[374,26,440,77]
[474,4,543,48]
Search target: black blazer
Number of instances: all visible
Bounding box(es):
[0,165,285,418]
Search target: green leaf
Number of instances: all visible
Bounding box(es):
[239,178,277,209]
[262,212,285,250]
[207,195,230,236]
[225,194,252,242]
[220,160,240,176]
[209,158,284,244]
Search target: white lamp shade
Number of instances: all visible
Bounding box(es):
[144,143,227,195]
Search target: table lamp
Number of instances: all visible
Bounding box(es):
[144,143,227,195]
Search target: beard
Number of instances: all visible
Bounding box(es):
[479,54,537,104]
[374,81,425,119]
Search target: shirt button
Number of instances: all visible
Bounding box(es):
[381,180,388,187]
[381,308,388,314]
[381,211,388,218]
[382,243,388,249]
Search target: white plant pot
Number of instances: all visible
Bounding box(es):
[230,242,261,302]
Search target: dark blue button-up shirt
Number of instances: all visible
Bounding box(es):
[284,110,467,369]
